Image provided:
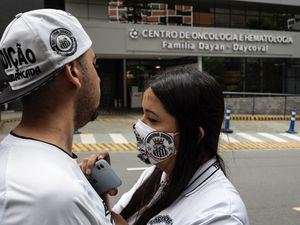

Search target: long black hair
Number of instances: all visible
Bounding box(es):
[120,67,225,225]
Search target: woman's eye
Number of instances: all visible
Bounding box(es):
[148,117,158,123]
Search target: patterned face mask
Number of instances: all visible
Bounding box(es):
[133,119,179,165]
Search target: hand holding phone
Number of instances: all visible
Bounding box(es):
[89,159,122,195]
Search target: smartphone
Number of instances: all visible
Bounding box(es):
[89,159,122,195]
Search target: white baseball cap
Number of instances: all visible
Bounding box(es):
[0,8,92,104]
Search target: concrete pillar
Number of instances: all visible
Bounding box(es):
[243,58,246,92]
[198,56,203,72]
[123,59,127,107]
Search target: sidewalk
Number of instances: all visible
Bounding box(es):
[1,110,300,151]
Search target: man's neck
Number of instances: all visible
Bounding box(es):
[13,111,75,156]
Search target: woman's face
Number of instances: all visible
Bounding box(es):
[141,87,179,175]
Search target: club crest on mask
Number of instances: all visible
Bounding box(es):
[145,131,175,161]
[133,119,177,165]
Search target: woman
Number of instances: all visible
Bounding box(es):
[112,67,249,225]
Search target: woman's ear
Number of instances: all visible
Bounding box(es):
[197,127,205,143]
[63,61,82,89]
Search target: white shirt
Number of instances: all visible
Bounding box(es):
[113,159,250,225]
[0,133,113,225]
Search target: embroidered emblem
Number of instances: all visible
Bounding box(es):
[148,215,173,225]
[50,28,77,56]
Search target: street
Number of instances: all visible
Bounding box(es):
[77,149,300,225]
[1,111,300,225]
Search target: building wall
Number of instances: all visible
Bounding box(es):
[77,20,300,59]
[65,0,108,20]
[225,96,300,115]
[65,0,300,110]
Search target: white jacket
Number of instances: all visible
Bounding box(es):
[113,158,250,225]
[0,134,113,225]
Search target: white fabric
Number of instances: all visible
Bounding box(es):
[113,159,250,225]
[0,9,92,90]
[0,134,113,225]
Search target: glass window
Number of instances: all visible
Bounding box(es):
[246,16,260,29]
[231,14,246,28]
[168,16,183,25]
[215,13,230,27]
[105,0,300,31]
[149,3,160,10]
[203,57,226,90]
[245,58,261,92]
[262,59,284,93]
[231,9,245,15]
[286,59,300,94]
[198,13,214,27]
[261,11,273,17]
[246,10,259,16]
[261,16,277,29]
[296,76,300,94]
[215,8,230,14]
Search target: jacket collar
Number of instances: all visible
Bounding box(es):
[183,158,220,196]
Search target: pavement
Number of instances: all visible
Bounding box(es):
[1,110,300,152]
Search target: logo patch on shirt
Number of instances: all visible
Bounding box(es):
[148,215,173,225]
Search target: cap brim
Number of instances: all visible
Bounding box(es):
[0,67,63,105]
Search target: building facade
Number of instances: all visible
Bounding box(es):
[1,0,300,109]
[64,0,300,109]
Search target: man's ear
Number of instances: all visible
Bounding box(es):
[197,127,205,143]
[63,61,82,89]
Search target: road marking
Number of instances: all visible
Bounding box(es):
[236,133,264,142]
[257,133,287,142]
[293,207,300,212]
[77,143,88,152]
[96,118,135,124]
[219,133,239,143]
[280,133,300,141]
[109,133,128,143]
[80,134,96,144]
[72,142,300,152]
[127,167,150,171]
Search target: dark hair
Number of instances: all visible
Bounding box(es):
[120,67,225,225]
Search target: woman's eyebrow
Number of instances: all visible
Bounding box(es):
[144,109,159,117]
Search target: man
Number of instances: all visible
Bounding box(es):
[0,9,126,225]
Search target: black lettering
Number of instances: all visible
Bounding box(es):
[0,50,9,69]
[15,71,20,80]
[19,71,25,80]
[17,45,28,65]
[7,65,41,82]
[25,69,31,78]
[7,47,18,68]
[29,68,35,76]
[2,49,12,68]
[35,66,41,74]
[25,49,36,63]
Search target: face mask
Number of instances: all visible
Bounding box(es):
[133,119,179,165]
